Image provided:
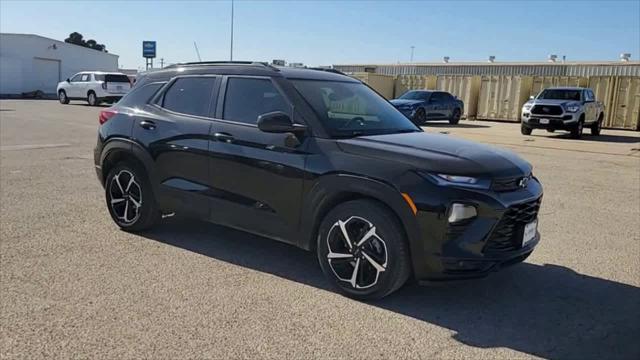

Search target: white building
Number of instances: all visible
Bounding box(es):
[0,33,119,96]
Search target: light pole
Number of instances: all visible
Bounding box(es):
[410,46,415,62]
[230,0,234,61]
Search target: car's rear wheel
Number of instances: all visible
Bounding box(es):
[105,162,159,232]
[58,90,69,104]
[591,114,603,136]
[412,108,427,125]
[570,119,584,139]
[317,199,411,300]
[521,124,532,135]
[449,108,461,124]
[87,91,98,106]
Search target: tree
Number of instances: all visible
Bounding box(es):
[64,32,107,52]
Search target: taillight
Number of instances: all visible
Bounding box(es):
[102,82,107,90]
[99,109,117,124]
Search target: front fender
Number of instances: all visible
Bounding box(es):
[298,173,422,274]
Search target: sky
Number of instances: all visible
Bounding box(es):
[1,0,639,70]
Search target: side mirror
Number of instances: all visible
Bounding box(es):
[529,95,535,100]
[257,111,306,134]
[66,78,71,83]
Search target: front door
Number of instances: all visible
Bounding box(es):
[207,76,307,243]
[132,75,220,219]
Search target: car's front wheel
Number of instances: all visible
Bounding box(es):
[58,90,69,104]
[105,162,159,232]
[412,108,427,125]
[570,119,584,139]
[521,124,532,135]
[591,114,603,136]
[317,199,411,300]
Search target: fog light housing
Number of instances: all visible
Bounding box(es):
[448,203,477,223]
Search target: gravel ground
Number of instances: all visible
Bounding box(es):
[1,100,639,359]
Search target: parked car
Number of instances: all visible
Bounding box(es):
[521,87,604,139]
[389,90,464,125]
[94,62,542,300]
[57,71,132,106]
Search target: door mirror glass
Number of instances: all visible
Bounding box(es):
[257,111,305,133]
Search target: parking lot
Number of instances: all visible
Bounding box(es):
[1,99,639,359]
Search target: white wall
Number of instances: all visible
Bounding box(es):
[0,33,119,95]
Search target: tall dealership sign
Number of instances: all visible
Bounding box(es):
[143,41,156,70]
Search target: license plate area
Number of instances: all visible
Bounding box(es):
[540,118,550,124]
[522,220,538,247]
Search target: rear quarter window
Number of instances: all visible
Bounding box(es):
[117,82,165,107]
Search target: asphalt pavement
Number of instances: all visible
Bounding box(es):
[1,100,639,359]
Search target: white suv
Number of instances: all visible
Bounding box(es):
[57,72,132,106]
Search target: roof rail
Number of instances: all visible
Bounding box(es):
[307,67,347,76]
[164,61,279,71]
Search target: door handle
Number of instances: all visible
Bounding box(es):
[139,120,156,130]
[214,132,234,143]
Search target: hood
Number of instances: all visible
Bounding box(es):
[389,99,423,107]
[337,132,531,178]
[530,99,575,106]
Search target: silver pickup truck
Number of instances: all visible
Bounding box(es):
[521,87,604,139]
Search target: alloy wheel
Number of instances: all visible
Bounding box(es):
[326,216,388,289]
[59,92,66,102]
[109,170,142,224]
[88,93,96,106]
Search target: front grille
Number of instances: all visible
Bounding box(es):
[492,174,531,192]
[484,198,541,253]
[531,105,563,116]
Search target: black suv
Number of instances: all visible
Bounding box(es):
[94,62,543,300]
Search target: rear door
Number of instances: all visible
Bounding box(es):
[206,76,307,243]
[583,89,596,122]
[132,75,220,218]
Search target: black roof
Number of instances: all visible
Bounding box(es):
[143,61,358,83]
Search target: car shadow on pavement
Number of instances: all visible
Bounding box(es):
[140,218,640,360]
[534,132,640,144]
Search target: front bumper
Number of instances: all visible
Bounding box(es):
[398,173,544,282]
[521,112,579,130]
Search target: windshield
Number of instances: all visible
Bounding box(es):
[399,91,430,101]
[537,89,582,101]
[292,80,420,138]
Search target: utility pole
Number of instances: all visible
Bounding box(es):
[160,58,164,68]
[230,0,234,61]
[410,46,415,62]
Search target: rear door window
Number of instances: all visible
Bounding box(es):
[80,74,90,82]
[161,77,217,117]
[222,77,289,125]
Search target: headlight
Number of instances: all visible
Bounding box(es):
[420,172,491,189]
[448,203,478,223]
[523,104,532,111]
[565,103,580,113]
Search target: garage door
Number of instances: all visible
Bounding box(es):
[32,58,61,94]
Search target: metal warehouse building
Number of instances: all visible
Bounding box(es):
[0,33,119,97]
[334,61,640,130]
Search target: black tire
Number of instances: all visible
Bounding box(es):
[591,114,603,136]
[87,91,98,106]
[316,199,411,300]
[449,108,461,124]
[412,108,427,125]
[570,118,584,139]
[58,90,69,104]
[105,162,159,232]
[521,124,532,135]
